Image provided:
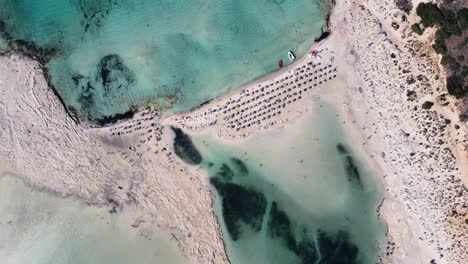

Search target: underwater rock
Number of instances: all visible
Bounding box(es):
[75,0,116,33]
[95,54,134,95]
[210,179,267,241]
[267,202,299,250]
[216,164,234,181]
[268,201,359,264]
[73,54,135,121]
[267,202,318,264]
[336,143,362,185]
[316,230,359,264]
[336,143,349,155]
[344,156,361,183]
[171,127,202,165]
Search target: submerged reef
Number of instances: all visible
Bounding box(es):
[74,54,136,122]
[210,177,267,241]
[267,201,319,263]
[209,157,362,263]
[216,164,235,181]
[267,202,359,264]
[230,158,249,175]
[171,127,202,165]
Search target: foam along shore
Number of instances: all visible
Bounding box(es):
[163,0,467,263]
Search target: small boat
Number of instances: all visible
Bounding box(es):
[278,59,283,68]
[288,51,296,61]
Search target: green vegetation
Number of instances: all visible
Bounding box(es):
[462,66,468,77]
[432,33,447,55]
[416,2,462,34]
[441,55,455,66]
[432,30,448,55]
[415,2,467,98]
[411,23,424,35]
[416,3,444,27]
[446,75,467,99]
[457,37,468,49]
[457,8,468,30]
[440,55,460,71]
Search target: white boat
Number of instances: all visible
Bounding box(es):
[288,51,296,61]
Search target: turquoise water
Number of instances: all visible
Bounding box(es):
[0,0,329,121]
[192,103,386,264]
[0,175,186,264]
[0,37,7,51]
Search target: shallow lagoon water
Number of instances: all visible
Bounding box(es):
[0,175,186,264]
[0,0,329,121]
[192,102,386,264]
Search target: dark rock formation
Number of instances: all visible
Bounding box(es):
[422,101,434,110]
[210,178,267,241]
[171,127,202,165]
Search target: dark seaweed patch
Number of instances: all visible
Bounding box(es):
[210,178,267,241]
[344,156,361,183]
[216,164,234,180]
[316,230,359,264]
[230,157,249,175]
[336,143,362,185]
[72,54,136,122]
[95,54,134,95]
[171,127,202,165]
[267,202,318,264]
[336,143,349,155]
[295,238,319,264]
[267,202,298,249]
[76,0,116,34]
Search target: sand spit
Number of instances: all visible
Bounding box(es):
[0,54,228,263]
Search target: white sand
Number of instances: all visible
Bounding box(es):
[0,0,466,263]
[164,0,467,263]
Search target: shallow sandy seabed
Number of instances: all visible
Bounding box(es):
[0,0,467,263]
[0,55,228,263]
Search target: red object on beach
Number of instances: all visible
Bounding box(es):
[278,60,283,68]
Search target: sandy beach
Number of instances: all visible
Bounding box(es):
[164,0,467,262]
[0,0,466,263]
